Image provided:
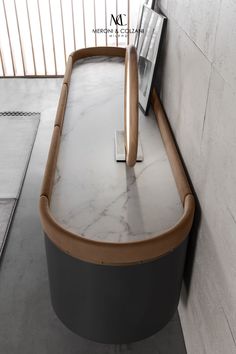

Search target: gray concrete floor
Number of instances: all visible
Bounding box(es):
[0,79,186,354]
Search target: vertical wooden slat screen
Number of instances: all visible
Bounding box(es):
[0,0,138,77]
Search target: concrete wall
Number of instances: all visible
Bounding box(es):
[153,1,236,353]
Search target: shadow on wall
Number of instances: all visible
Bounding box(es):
[152,4,202,303]
[182,181,201,304]
[153,9,167,97]
[161,102,202,305]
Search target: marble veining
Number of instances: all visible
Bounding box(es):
[50,56,183,243]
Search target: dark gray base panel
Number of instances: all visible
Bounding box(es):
[45,236,188,344]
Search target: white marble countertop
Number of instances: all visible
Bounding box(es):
[50,56,183,243]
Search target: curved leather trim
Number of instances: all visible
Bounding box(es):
[40,126,60,199]
[63,55,73,86]
[54,83,68,130]
[69,46,126,64]
[151,90,191,204]
[39,194,194,265]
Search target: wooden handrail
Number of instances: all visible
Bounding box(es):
[124,45,138,167]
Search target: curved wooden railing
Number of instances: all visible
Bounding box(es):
[124,45,138,167]
[39,46,195,266]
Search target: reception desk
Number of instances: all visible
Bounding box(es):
[39,47,195,343]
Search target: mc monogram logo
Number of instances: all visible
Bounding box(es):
[110,14,127,26]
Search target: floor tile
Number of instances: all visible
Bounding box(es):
[0,115,39,198]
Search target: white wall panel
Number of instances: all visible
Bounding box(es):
[155,0,236,352]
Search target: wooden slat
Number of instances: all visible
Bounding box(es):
[0,47,5,76]
[60,0,67,66]
[2,0,16,76]
[26,0,36,75]
[37,0,47,75]
[14,0,26,75]
[82,0,87,48]
[48,0,57,75]
[71,0,76,51]
[93,0,97,46]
